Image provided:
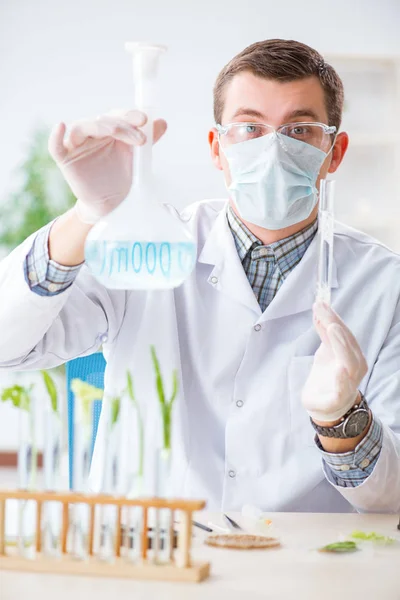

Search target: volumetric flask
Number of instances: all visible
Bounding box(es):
[316,179,335,305]
[85,43,197,290]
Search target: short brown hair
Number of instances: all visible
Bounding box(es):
[213,39,344,131]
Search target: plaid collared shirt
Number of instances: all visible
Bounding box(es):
[24,222,82,296]
[316,416,383,487]
[227,205,317,312]
[25,210,383,488]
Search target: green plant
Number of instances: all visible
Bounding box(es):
[110,395,121,427]
[1,383,38,488]
[70,379,104,402]
[1,384,34,411]
[126,371,144,479]
[71,379,103,429]
[40,370,58,413]
[0,127,75,252]
[351,531,395,544]
[150,345,178,451]
[1,384,33,411]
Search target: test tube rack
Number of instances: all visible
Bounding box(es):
[0,490,210,582]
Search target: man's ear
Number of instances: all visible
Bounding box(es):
[328,131,349,174]
[209,128,224,171]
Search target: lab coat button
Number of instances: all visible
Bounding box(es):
[236,400,244,408]
[210,276,218,284]
[99,333,108,343]
[228,469,236,478]
[254,324,262,332]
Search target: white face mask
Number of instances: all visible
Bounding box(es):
[222,132,328,230]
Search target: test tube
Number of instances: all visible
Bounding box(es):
[122,502,147,563]
[69,403,93,560]
[122,387,145,563]
[316,179,335,305]
[17,397,38,558]
[42,406,62,557]
[152,447,172,564]
[98,395,122,562]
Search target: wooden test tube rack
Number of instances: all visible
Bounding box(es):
[0,490,210,583]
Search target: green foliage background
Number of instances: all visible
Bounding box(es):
[0,127,76,252]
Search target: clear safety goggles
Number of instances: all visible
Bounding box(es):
[216,121,337,153]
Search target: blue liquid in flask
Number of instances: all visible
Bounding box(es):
[85,240,197,290]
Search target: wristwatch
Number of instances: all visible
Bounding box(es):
[310,394,370,438]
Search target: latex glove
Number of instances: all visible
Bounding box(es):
[48,109,167,224]
[301,302,368,423]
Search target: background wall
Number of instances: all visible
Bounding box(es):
[1,0,399,212]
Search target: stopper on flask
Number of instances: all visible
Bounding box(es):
[125,42,167,109]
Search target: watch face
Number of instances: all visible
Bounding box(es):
[343,410,369,437]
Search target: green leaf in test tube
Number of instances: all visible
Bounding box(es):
[41,370,58,413]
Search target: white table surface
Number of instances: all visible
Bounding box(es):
[1,510,399,600]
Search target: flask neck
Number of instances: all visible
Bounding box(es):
[130,48,161,189]
[133,108,153,188]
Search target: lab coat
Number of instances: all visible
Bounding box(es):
[0,199,399,513]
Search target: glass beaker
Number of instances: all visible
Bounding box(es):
[85,42,197,290]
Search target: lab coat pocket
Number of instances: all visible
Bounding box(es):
[288,356,316,447]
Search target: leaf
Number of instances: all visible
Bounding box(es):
[111,396,121,426]
[163,403,172,449]
[150,347,180,451]
[71,379,103,426]
[150,345,166,407]
[351,531,395,544]
[126,371,135,404]
[41,370,58,413]
[319,541,358,553]
[1,385,31,411]
[126,370,144,477]
[169,369,179,407]
[71,379,103,402]
[1,386,21,407]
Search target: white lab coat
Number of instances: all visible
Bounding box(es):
[0,199,399,513]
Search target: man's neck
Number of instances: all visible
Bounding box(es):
[229,201,319,245]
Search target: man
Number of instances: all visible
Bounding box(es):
[0,39,399,512]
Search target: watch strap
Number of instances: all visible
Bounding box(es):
[310,394,369,438]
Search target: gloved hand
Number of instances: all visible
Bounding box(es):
[48,109,167,224]
[302,302,368,423]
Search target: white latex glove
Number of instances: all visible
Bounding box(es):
[301,302,368,423]
[48,109,167,224]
